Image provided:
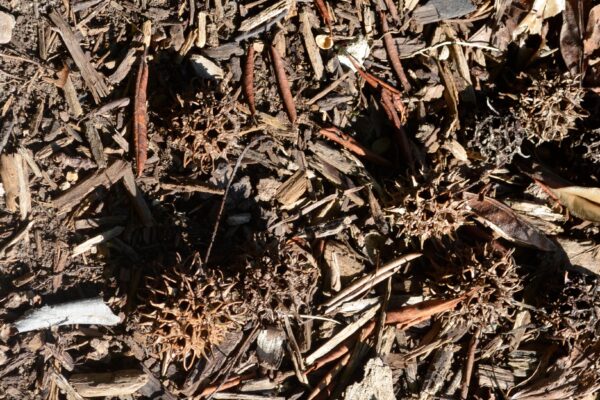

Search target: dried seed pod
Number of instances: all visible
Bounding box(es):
[269,42,297,123]
[138,261,246,370]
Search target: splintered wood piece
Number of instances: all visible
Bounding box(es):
[69,369,148,397]
[243,43,256,116]
[270,42,297,123]
[48,10,109,103]
[238,0,290,32]
[318,127,393,167]
[133,23,150,177]
[51,370,85,400]
[14,297,120,333]
[62,72,83,117]
[379,11,411,92]
[301,11,324,80]
[122,167,154,227]
[72,226,125,257]
[0,153,30,219]
[52,159,129,211]
[84,121,107,169]
[0,220,34,257]
[275,170,308,205]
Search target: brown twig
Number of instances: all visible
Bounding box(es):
[269,42,297,123]
[318,127,393,167]
[379,10,411,92]
[313,0,333,33]
[308,352,351,400]
[133,21,151,177]
[243,43,256,116]
[347,54,400,95]
[383,0,400,23]
[460,328,480,400]
[309,291,475,372]
[199,371,257,397]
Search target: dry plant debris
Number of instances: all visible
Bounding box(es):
[0,0,600,399]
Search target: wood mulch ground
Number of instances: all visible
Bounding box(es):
[0,0,600,399]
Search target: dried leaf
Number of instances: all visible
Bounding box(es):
[514,0,566,39]
[583,5,600,87]
[243,43,256,116]
[270,42,297,123]
[560,0,583,76]
[549,186,600,222]
[464,192,556,251]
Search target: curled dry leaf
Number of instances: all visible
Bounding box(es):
[559,0,583,76]
[133,21,151,177]
[243,43,256,116]
[548,186,600,223]
[464,192,556,251]
[270,42,297,123]
[583,5,600,88]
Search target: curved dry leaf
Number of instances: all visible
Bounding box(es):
[464,192,555,251]
[549,186,600,222]
[560,0,583,76]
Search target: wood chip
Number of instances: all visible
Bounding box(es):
[70,369,148,397]
[49,10,109,103]
[300,11,324,80]
[52,159,129,211]
[84,121,106,169]
[72,226,124,257]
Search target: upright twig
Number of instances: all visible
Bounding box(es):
[379,10,411,92]
[133,21,151,177]
[313,0,333,33]
[269,42,297,124]
[460,328,480,400]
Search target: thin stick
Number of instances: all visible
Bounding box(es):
[403,40,501,59]
[379,10,411,92]
[307,71,352,105]
[318,127,393,167]
[204,136,270,265]
[460,328,480,400]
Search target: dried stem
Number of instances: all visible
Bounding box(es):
[379,10,411,92]
[270,42,297,123]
